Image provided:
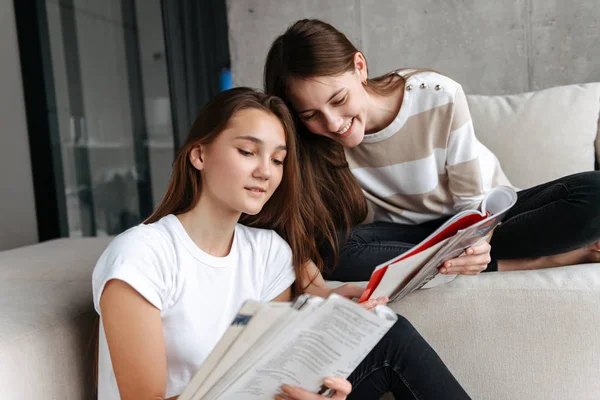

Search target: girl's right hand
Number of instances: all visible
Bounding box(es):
[275,377,352,399]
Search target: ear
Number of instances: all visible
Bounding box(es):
[353,52,368,82]
[189,144,206,171]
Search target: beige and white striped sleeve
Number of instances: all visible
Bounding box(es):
[445,85,489,211]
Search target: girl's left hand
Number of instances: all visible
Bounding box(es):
[330,283,388,310]
[439,241,492,275]
[275,377,352,400]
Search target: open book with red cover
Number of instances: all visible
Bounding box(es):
[359,186,518,303]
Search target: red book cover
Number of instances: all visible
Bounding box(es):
[358,213,487,303]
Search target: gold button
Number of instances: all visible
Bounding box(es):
[435,84,442,91]
[406,84,413,91]
[420,83,427,89]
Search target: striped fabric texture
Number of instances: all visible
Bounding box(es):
[345,72,512,225]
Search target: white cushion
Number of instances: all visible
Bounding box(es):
[467,83,600,189]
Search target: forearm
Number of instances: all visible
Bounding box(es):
[299,260,331,298]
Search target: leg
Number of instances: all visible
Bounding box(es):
[347,315,470,399]
[491,171,600,271]
[323,219,448,282]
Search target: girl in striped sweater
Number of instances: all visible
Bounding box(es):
[264,19,600,282]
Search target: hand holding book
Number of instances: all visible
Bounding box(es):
[327,283,389,310]
[276,377,352,400]
[359,186,518,303]
[439,240,492,275]
[179,294,397,400]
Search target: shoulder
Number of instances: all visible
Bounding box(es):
[103,218,176,260]
[93,217,178,284]
[402,71,464,103]
[92,216,179,311]
[235,224,291,254]
[405,71,463,94]
[399,71,467,114]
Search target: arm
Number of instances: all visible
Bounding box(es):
[446,84,489,211]
[298,259,330,298]
[272,286,293,302]
[298,259,388,308]
[439,85,495,275]
[100,279,172,400]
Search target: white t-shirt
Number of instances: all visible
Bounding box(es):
[92,214,296,399]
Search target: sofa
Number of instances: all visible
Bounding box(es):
[1,83,599,399]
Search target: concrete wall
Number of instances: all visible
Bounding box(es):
[0,0,38,251]
[227,0,600,95]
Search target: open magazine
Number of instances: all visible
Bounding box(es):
[359,186,518,303]
[178,293,397,400]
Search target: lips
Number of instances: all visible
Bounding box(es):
[244,186,266,193]
[334,117,354,138]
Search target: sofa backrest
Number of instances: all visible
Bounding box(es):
[467,83,600,189]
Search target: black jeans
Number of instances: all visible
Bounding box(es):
[324,171,600,282]
[348,315,470,399]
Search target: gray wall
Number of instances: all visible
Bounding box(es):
[227,0,600,95]
[0,0,38,251]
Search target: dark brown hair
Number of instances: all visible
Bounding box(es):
[264,19,424,276]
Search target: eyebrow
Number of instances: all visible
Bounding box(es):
[234,136,287,151]
[298,88,345,114]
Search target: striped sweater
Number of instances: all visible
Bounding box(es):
[344,72,512,225]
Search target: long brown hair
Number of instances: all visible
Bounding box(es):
[264,19,428,274]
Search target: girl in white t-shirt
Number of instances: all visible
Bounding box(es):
[93,88,469,399]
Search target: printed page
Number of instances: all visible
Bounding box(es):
[183,301,292,400]
[213,294,397,400]
[369,239,448,300]
[202,298,324,399]
[178,300,264,400]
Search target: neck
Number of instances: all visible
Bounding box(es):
[364,82,405,134]
[176,193,241,257]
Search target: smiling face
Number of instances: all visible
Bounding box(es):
[286,55,369,148]
[190,108,287,216]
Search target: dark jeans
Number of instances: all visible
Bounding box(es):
[348,315,470,399]
[324,171,600,282]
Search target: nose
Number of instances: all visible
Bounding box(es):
[253,156,271,180]
[323,111,343,133]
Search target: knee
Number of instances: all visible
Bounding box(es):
[582,170,600,190]
[382,314,421,345]
[345,224,376,246]
[377,314,432,362]
[580,171,600,213]
[566,171,600,215]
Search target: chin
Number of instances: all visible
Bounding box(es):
[240,203,265,216]
[241,208,261,216]
[341,131,365,148]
